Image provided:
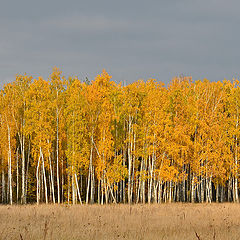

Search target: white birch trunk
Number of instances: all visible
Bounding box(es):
[7,125,12,205]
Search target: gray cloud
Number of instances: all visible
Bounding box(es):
[0,0,240,86]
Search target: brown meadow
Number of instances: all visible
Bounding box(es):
[0,203,240,240]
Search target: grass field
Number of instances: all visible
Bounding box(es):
[0,203,240,240]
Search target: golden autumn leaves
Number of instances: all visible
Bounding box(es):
[1,70,240,204]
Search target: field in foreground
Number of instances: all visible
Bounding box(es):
[0,204,240,240]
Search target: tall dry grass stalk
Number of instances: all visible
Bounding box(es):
[0,203,240,240]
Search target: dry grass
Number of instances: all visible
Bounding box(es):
[0,203,240,240]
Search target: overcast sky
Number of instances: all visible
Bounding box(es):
[0,0,239,86]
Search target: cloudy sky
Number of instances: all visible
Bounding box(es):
[0,0,239,85]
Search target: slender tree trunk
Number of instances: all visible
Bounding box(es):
[49,152,55,204]
[158,180,162,203]
[191,174,195,203]
[67,173,70,204]
[56,108,60,204]
[182,168,185,202]
[123,146,126,204]
[86,168,91,204]
[228,177,232,202]
[7,125,12,205]
[21,135,25,204]
[216,183,219,203]
[130,133,136,202]
[61,157,64,203]
[128,117,132,204]
[40,148,48,204]
[2,161,5,203]
[16,148,19,203]
[25,140,31,204]
[75,173,82,204]
[101,178,104,205]
[98,178,100,204]
[209,176,212,203]
[36,153,41,205]
[90,166,95,204]
[72,170,75,204]
[234,177,239,203]
[86,140,93,204]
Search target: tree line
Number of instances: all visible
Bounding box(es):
[1,68,240,204]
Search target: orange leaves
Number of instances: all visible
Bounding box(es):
[105,155,127,184]
[25,78,53,143]
[94,69,114,89]
[3,68,240,204]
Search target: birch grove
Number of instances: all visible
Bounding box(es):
[1,69,240,204]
